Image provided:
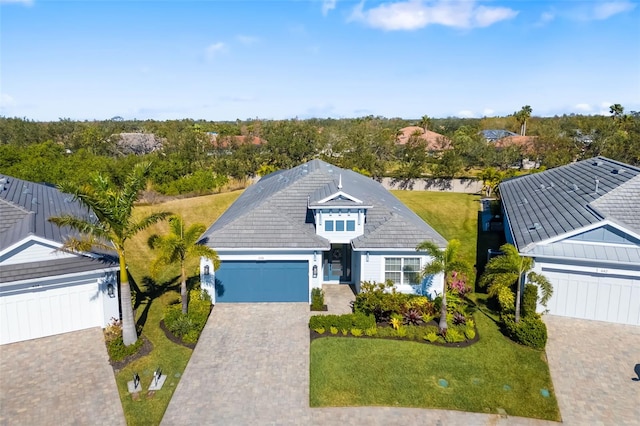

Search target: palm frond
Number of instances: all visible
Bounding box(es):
[528,271,553,307]
[129,211,173,237]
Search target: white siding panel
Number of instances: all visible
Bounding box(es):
[0,282,102,344]
[540,266,640,325]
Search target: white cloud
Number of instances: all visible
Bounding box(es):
[205,42,226,60]
[535,11,555,26]
[458,110,476,118]
[322,0,337,16]
[483,108,495,116]
[0,93,15,107]
[575,103,592,112]
[592,1,636,20]
[349,0,518,31]
[236,35,259,45]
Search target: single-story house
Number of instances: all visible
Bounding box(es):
[0,175,120,344]
[500,157,640,325]
[481,129,518,142]
[198,159,447,303]
[396,126,451,152]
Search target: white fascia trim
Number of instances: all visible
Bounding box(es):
[0,265,120,287]
[317,190,363,205]
[0,235,63,257]
[351,247,421,252]
[211,247,328,252]
[523,219,640,253]
[523,253,640,268]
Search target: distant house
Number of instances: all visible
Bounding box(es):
[210,134,264,149]
[481,129,518,142]
[198,159,447,303]
[500,157,640,325]
[396,126,451,152]
[116,132,163,155]
[494,135,539,169]
[0,176,120,344]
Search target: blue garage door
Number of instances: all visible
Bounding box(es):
[214,261,309,303]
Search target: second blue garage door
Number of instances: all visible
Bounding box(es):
[213,260,309,303]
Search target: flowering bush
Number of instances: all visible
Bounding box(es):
[449,271,470,296]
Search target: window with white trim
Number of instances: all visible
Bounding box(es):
[385,257,421,285]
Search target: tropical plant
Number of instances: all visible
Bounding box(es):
[149,215,220,314]
[479,243,553,322]
[515,105,533,136]
[417,239,470,334]
[49,162,171,346]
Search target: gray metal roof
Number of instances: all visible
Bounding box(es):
[199,159,447,250]
[0,175,94,249]
[500,157,640,253]
[481,129,518,141]
[527,241,640,265]
[0,256,118,284]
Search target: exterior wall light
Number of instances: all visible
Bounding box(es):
[204,265,210,275]
[366,252,370,262]
[107,283,115,298]
[313,265,318,278]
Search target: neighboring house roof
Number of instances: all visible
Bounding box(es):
[0,175,116,281]
[0,175,94,249]
[0,256,118,284]
[500,157,640,253]
[482,129,518,142]
[199,159,447,250]
[116,133,163,155]
[494,135,537,155]
[396,126,451,151]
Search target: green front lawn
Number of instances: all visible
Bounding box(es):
[113,190,242,425]
[310,299,560,421]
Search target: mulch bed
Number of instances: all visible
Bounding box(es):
[159,320,196,349]
[110,335,153,372]
[309,324,480,348]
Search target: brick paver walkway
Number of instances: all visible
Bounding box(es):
[162,303,553,425]
[544,315,640,425]
[0,327,125,426]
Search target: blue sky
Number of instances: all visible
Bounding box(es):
[1,0,639,121]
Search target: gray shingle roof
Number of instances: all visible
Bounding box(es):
[481,129,518,141]
[500,157,640,253]
[199,159,447,250]
[0,175,93,249]
[0,256,118,284]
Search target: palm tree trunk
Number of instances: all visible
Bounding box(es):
[515,273,523,323]
[181,263,188,315]
[119,255,138,346]
[439,287,448,334]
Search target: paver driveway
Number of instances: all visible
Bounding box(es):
[544,315,640,425]
[0,327,125,426]
[162,303,550,425]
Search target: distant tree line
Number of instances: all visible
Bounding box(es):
[1,107,638,196]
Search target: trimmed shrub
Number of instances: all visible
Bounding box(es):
[424,331,438,343]
[308,313,375,331]
[350,328,363,337]
[522,284,538,318]
[365,327,378,336]
[311,287,325,311]
[465,327,476,340]
[163,290,212,344]
[444,328,465,343]
[502,314,547,349]
[353,280,433,321]
[314,327,326,334]
[104,318,143,361]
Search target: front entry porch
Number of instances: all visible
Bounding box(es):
[322,244,352,283]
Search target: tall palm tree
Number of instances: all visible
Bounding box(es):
[148,215,220,314]
[479,243,552,322]
[417,239,469,334]
[515,105,532,136]
[49,162,171,346]
[419,115,432,132]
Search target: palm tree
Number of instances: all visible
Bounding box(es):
[515,105,532,136]
[418,115,432,132]
[478,167,503,198]
[609,103,624,121]
[417,239,469,334]
[479,243,552,322]
[148,216,220,314]
[49,162,171,346]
